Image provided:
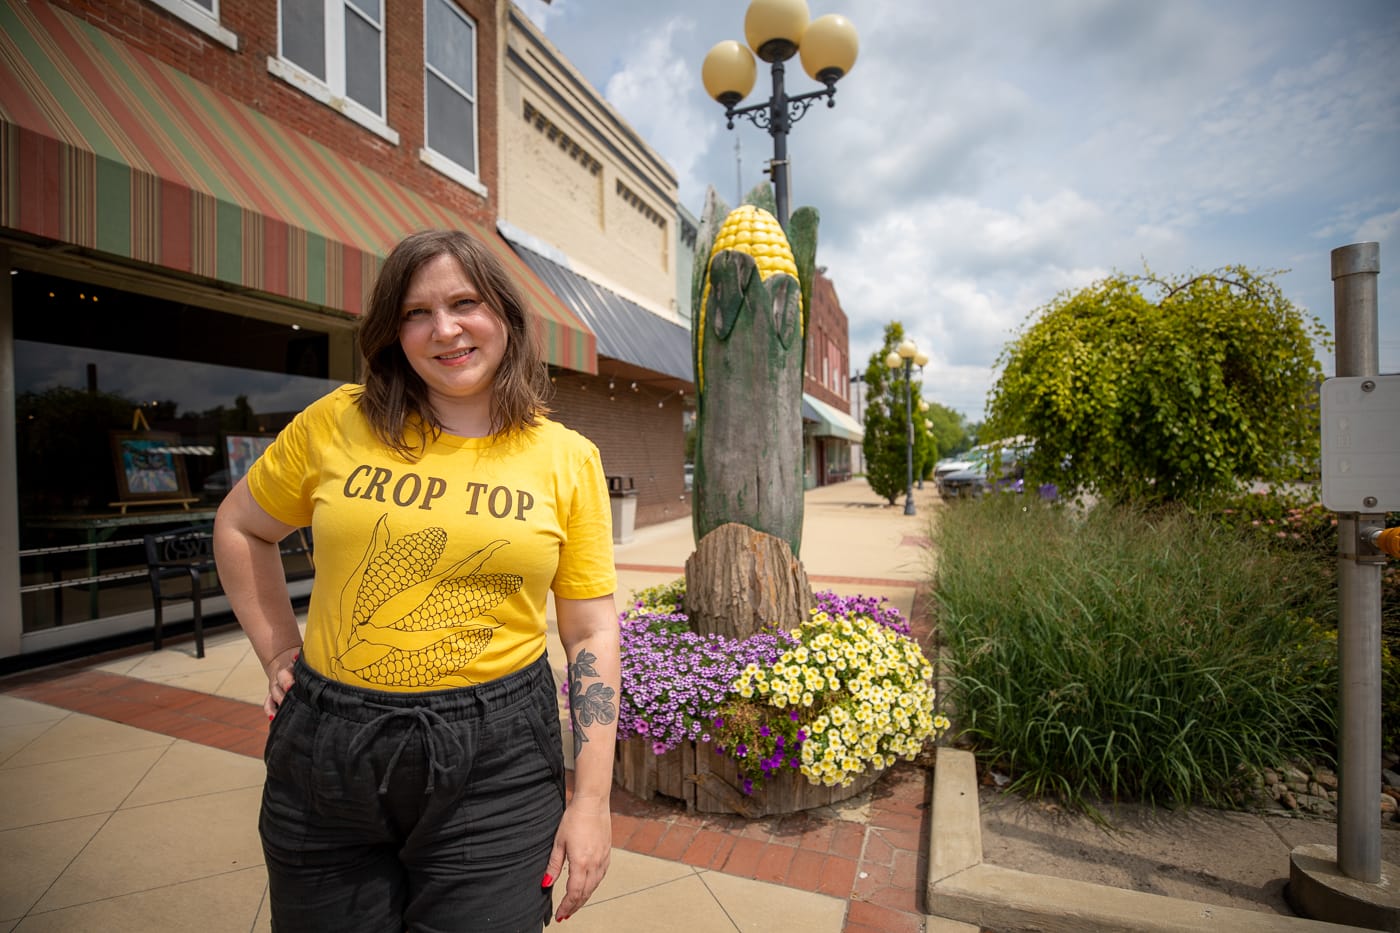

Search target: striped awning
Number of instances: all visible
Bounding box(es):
[0,0,597,373]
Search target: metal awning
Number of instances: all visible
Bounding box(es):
[0,1,597,372]
[802,393,864,442]
[501,227,693,384]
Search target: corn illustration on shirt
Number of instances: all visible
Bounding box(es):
[247,386,616,691]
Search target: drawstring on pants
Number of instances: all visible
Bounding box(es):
[347,705,465,795]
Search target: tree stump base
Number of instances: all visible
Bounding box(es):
[613,737,881,818]
[684,522,813,642]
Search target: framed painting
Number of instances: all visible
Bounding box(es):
[110,432,191,502]
[225,434,275,484]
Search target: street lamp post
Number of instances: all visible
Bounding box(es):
[701,0,859,228]
[885,339,928,516]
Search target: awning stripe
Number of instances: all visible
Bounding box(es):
[802,393,864,443]
[0,0,596,373]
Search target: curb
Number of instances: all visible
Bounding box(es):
[924,747,1361,932]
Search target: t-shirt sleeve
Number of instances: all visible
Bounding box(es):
[551,447,617,599]
[245,400,320,529]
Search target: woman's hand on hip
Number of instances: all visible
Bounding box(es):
[263,645,300,717]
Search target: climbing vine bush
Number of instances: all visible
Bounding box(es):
[985,267,1330,504]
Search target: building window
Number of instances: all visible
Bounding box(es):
[12,270,340,636]
[145,0,239,49]
[419,0,483,193]
[270,0,396,143]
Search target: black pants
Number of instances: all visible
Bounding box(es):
[259,653,565,932]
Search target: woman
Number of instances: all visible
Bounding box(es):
[214,229,619,931]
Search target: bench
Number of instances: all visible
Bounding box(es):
[144,524,313,658]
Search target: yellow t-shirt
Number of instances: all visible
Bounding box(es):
[247,385,616,692]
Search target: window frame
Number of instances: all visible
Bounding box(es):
[268,0,398,144]
[419,0,486,196]
[145,0,239,50]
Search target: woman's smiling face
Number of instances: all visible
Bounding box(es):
[398,251,508,432]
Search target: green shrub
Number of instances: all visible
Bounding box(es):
[934,493,1337,813]
[1206,486,1400,754]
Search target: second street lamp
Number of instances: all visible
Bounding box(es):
[885,339,929,516]
[701,0,858,228]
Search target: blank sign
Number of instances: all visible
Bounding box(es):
[1321,374,1400,513]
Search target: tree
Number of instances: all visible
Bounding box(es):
[925,402,970,462]
[985,266,1329,503]
[863,323,922,505]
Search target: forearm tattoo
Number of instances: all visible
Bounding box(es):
[567,649,617,758]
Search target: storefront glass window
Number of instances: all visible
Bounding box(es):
[13,272,343,635]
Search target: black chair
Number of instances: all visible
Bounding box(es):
[143,524,216,658]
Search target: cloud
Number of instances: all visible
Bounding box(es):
[525,0,1400,418]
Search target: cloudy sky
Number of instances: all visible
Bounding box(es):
[519,0,1399,421]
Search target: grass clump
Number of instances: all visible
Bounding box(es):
[934,493,1336,813]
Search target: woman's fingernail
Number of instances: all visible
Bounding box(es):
[541,874,553,887]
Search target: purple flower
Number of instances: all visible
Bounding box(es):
[759,725,770,737]
[742,778,754,795]
[736,743,748,758]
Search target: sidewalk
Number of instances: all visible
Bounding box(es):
[0,479,942,933]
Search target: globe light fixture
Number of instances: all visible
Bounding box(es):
[701,0,859,227]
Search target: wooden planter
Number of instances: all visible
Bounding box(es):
[613,736,882,818]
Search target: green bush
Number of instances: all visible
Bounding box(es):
[1206,486,1400,754]
[934,493,1337,813]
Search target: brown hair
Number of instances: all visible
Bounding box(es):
[356,229,551,458]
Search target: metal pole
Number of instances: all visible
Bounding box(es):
[768,59,791,230]
[1332,241,1382,883]
[904,360,915,516]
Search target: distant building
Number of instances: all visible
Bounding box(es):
[802,270,863,486]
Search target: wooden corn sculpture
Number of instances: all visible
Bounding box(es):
[691,185,818,557]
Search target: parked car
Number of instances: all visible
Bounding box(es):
[936,443,1029,498]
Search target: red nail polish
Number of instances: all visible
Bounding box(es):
[541,874,553,887]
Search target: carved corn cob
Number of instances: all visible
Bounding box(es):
[691,184,819,557]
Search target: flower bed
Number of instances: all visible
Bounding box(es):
[612,583,947,815]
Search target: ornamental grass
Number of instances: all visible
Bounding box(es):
[934,492,1337,813]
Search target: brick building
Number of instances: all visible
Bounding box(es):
[802,269,863,486]
[0,0,670,662]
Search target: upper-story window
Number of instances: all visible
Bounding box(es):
[419,0,484,195]
[270,0,398,144]
[146,0,238,49]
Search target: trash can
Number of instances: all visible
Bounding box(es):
[607,475,637,545]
